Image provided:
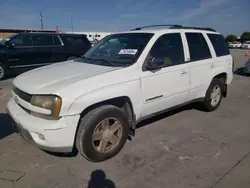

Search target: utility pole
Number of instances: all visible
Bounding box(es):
[70,16,74,33]
[40,12,44,30]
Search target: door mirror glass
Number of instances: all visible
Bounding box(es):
[146,57,164,70]
[7,42,15,49]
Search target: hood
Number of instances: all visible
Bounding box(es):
[13,60,121,94]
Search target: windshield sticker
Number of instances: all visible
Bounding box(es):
[119,49,138,55]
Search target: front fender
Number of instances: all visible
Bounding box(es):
[67,80,142,119]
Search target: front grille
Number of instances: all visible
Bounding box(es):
[13,87,32,103]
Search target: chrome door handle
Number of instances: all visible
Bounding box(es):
[180,70,188,75]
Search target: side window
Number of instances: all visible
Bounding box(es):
[149,33,184,67]
[207,34,230,57]
[32,35,54,46]
[53,36,62,45]
[185,33,211,61]
[11,35,33,47]
[60,36,75,44]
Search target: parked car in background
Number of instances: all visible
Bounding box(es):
[244,58,250,75]
[242,42,250,49]
[228,41,242,48]
[7,25,233,162]
[0,32,91,80]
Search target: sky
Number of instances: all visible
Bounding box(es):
[0,0,249,36]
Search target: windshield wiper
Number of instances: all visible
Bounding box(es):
[94,58,115,67]
[81,56,115,67]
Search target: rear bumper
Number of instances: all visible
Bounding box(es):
[7,97,80,153]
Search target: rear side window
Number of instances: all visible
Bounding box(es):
[207,34,230,57]
[32,35,54,46]
[185,33,211,61]
[149,33,184,67]
[60,35,89,45]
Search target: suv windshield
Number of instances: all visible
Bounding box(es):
[0,34,19,45]
[78,33,154,67]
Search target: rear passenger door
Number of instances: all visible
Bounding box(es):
[184,32,213,101]
[140,33,190,117]
[31,34,59,66]
[206,34,232,82]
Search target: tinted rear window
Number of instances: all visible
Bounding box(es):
[32,35,54,46]
[60,35,90,45]
[185,33,212,61]
[207,34,230,57]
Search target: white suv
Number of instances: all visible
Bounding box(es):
[7,25,233,162]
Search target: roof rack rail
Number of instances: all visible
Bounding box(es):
[130,24,216,32]
[131,24,183,31]
[170,25,216,32]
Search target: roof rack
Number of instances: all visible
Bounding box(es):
[131,24,182,31]
[170,25,216,32]
[131,24,216,32]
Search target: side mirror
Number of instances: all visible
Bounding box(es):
[146,57,164,70]
[7,42,14,49]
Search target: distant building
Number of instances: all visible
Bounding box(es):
[0,28,56,39]
[64,31,113,42]
[0,28,114,43]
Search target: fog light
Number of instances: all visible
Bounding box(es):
[37,133,45,141]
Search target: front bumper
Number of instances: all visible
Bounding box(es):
[7,97,80,153]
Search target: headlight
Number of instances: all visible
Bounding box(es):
[31,95,62,120]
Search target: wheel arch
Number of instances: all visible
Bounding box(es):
[213,72,228,97]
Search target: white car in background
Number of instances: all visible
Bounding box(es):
[242,42,250,49]
[228,41,242,48]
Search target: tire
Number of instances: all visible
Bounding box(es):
[201,78,224,112]
[0,63,5,81]
[76,105,129,162]
[67,56,77,61]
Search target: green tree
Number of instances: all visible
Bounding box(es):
[225,35,237,42]
[241,32,250,41]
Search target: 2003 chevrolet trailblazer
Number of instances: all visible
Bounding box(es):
[7,25,233,162]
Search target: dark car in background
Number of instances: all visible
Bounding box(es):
[0,32,91,80]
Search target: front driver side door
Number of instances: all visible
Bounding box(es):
[140,32,190,117]
[5,35,36,70]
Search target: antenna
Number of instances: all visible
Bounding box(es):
[70,15,74,33]
[40,12,44,30]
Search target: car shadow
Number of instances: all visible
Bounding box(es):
[137,103,199,129]
[234,67,250,77]
[44,146,79,158]
[0,113,14,139]
[87,170,116,188]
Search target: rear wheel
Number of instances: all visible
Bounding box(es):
[0,63,5,81]
[201,78,224,112]
[76,105,129,162]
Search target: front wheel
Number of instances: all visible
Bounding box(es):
[0,63,5,81]
[76,105,129,162]
[201,78,224,112]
